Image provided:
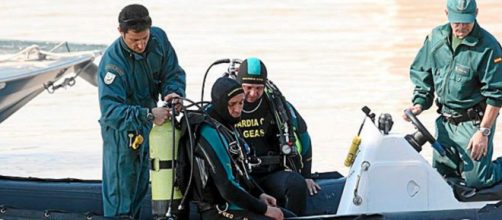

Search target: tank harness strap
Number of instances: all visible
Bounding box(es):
[196,202,214,212]
[196,201,229,213]
[263,81,305,173]
[212,120,257,189]
[150,158,175,171]
[258,155,282,166]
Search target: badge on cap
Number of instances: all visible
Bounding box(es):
[495,57,502,64]
[104,72,116,85]
[456,0,467,11]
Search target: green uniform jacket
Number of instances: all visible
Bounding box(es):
[98,27,185,217]
[411,22,502,110]
[410,22,502,189]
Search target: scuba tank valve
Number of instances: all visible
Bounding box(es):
[227,58,242,78]
[201,58,242,103]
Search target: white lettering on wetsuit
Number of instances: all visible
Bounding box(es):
[236,118,266,138]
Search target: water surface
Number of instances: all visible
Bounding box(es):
[1,0,501,179]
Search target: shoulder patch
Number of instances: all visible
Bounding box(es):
[495,57,502,64]
[105,64,124,76]
[104,72,116,85]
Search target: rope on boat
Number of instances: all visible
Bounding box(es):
[0,45,44,62]
[49,41,71,53]
[0,41,100,63]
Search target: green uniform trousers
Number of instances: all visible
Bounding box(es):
[433,117,502,189]
[101,127,150,218]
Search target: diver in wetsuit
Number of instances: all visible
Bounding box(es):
[235,57,317,215]
[190,77,294,220]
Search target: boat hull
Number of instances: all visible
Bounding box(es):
[0,173,345,219]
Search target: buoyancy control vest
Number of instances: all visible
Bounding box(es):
[262,80,304,172]
[175,111,256,212]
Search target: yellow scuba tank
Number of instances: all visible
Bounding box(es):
[149,121,182,218]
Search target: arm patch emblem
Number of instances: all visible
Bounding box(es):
[104,72,116,85]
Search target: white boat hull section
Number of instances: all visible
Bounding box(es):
[337,118,489,215]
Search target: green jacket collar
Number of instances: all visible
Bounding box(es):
[440,21,481,47]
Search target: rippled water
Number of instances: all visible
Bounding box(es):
[1,0,501,179]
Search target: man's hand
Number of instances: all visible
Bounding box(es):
[467,104,499,161]
[259,193,277,207]
[151,107,170,126]
[164,93,182,113]
[264,206,284,220]
[305,178,321,196]
[467,131,488,161]
[402,104,423,122]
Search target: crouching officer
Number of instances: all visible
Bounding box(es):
[190,77,294,220]
[404,0,502,189]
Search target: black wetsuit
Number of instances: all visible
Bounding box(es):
[236,96,311,215]
[236,97,280,174]
[191,108,271,220]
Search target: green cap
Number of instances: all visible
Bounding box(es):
[447,0,477,23]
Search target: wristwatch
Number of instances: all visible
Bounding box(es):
[479,127,491,137]
[147,109,155,121]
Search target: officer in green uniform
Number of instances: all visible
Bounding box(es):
[404,0,502,189]
[97,4,186,218]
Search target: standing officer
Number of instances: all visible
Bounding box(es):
[404,0,502,189]
[98,4,186,218]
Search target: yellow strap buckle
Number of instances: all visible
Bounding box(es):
[131,134,144,150]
